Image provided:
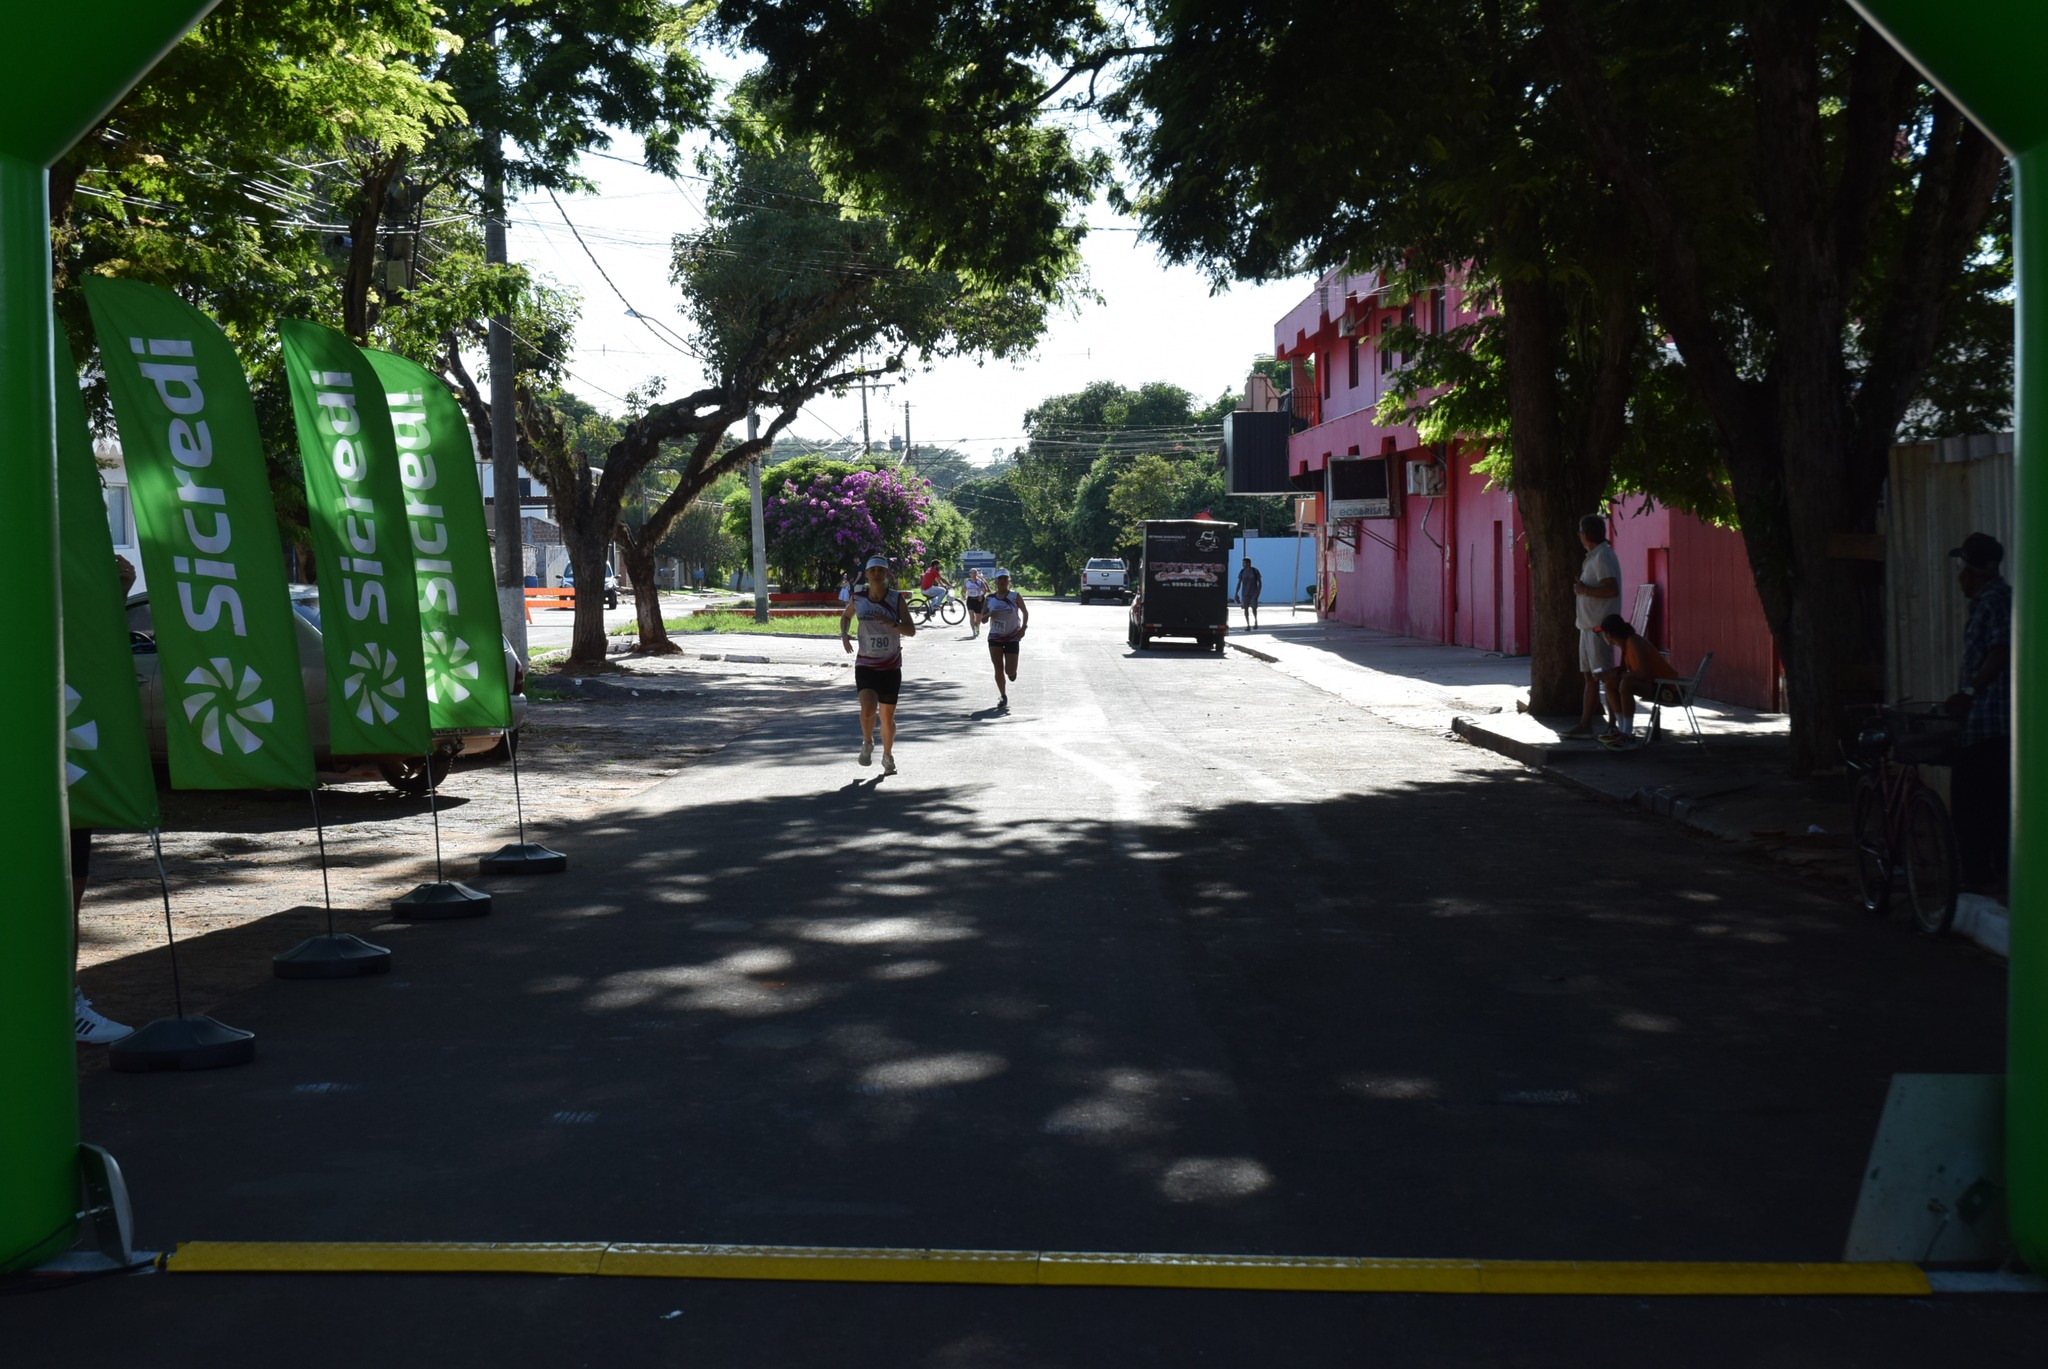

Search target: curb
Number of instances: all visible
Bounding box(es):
[1227,641,1279,664]
[1450,715,1560,767]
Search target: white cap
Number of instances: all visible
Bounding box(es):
[863,555,890,570]
[993,568,1011,580]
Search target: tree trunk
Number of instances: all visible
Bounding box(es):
[1500,276,1612,717]
[563,523,614,665]
[342,152,406,343]
[621,541,675,654]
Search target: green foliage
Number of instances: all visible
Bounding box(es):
[922,500,974,570]
[657,501,745,579]
[708,0,1111,293]
[1107,453,1181,541]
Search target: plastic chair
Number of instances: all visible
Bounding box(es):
[1647,651,1714,749]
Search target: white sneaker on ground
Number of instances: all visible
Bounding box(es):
[859,736,873,767]
[881,752,898,775]
[74,988,132,1045]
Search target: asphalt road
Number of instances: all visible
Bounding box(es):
[15,598,2042,1365]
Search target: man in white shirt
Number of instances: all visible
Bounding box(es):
[1565,513,1622,739]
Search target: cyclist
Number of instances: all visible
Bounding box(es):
[918,560,952,611]
[841,555,916,774]
[984,569,1029,709]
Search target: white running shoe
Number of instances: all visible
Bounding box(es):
[74,988,132,1045]
[859,736,873,767]
[882,752,898,775]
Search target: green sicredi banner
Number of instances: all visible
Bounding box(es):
[280,320,431,759]
[56,329,157,830]
[83,279,315,791]
[364,349,514,730]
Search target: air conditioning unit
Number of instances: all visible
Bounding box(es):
[1405,459,1447,497]
[1336,314,1360,338]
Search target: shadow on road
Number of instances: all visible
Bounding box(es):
[71,742,2008,1273]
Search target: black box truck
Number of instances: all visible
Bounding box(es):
[1128,519,1237,653]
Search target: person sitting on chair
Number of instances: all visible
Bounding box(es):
[1599,613,1681,748]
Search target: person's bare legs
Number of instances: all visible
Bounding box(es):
[1579,671,1605,731]
[991,644,1008,701]
[859,690,878,758]
[1005,650,1019,683]
[878,702,897,757]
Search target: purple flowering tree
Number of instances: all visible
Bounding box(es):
[736,455,934,589]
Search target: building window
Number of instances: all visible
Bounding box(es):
[104,484,131,546]
[1379,316,1393,375]
[1401,304,1415,366]
[519,477,533,498]
[1431,289,1448,335]
[1347,337,1360,389]
[1322,351,1332,399]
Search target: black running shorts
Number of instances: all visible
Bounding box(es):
[854,666,903,705]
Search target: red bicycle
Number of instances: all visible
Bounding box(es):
[1847,704,1960,935]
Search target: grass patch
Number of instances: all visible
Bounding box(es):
[609,611,845,638]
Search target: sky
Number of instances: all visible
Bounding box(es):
[499,130,1312,468]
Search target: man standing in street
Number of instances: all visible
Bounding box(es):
[1946,532,2012,894]
[842,555,916,775]
[1565,513,1622,739]
[1236,555,1264,630]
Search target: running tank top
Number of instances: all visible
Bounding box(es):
[985,591,1024,642]
[852,589,904,669]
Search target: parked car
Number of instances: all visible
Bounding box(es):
[125,586,526,795]
[1079,556,1130,604]
[561,562,620,609]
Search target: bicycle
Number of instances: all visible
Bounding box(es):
[913,588,966,627]
[1846,703,1961,935]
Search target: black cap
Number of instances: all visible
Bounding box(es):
[1948,532,2004,568]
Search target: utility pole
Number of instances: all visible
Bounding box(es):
[747,412,769,624]
[859,376,872,456]
[902,400,911,467]
[485,142,526,666]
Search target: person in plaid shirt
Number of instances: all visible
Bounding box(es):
[1945,532,2012,892]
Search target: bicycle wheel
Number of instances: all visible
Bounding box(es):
[1851,774,1891,915]
[1904,786,1959,936]
[939,596,965,626]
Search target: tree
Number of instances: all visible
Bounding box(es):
[1108,453,1182,541]
[1540,0,2006,770]
[724,456,938,589]
[1117,0,1658,719]
[659,500,744,586]
[1016,379,1229,590]
[952,473,1035,573]
[517,104,1065,663]
[922,500,974,571]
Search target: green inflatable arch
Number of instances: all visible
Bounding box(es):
[2,0,2042,1279]
[1847,0,2048,1273]
[0,4,218,1275]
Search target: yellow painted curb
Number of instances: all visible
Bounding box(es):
[163,1242,1934,1295]
[601,1244,1039,1285]
[165,1242,609,1276]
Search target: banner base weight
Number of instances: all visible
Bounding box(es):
[273,933,392,979]
[108,1016,255,1072]
[479,842,567,875]
[393,881,492,919]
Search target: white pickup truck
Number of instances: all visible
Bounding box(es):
[1079,556,1130,604]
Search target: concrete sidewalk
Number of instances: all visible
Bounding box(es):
[1228,616,2010,957]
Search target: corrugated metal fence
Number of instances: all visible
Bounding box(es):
[1886,433,2013,705]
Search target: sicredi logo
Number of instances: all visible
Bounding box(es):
[306,369,394,625]
[130,336,248,637]
[387,391,458,612]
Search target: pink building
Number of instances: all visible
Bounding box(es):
[1274,268,1779,709]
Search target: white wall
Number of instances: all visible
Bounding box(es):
[1229,534,1316,604]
